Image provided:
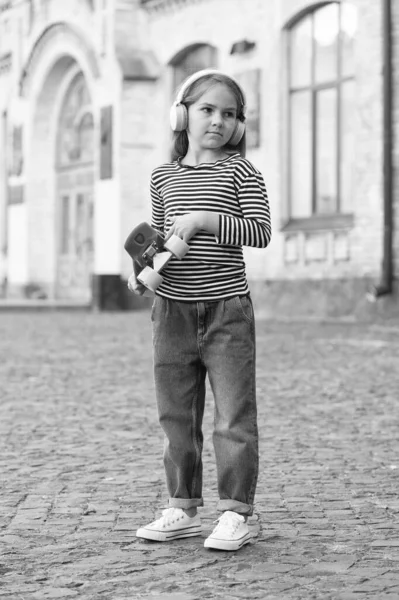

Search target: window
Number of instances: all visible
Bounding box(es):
[288,2,357,220]
[171,44,217,93]
[57,73,94,168]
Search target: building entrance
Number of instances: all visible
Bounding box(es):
[55,73,94,300]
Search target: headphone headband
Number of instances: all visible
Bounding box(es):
[174,69,246,115]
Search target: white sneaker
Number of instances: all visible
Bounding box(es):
[204,511,252,551]
[136,507,202,542]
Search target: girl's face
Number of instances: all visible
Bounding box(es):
[186,83,239,152]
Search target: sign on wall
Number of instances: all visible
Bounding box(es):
[10,125,23,177]
[100,105,113,180]
[7,125,24,205]
[8,185,24,205]
[234,69,261,149]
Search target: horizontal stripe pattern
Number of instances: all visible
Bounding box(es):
[150,153,271,301]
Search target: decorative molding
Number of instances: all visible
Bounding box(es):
[20,22,100,96]
[140,0,207,14]
[28,0,35,33]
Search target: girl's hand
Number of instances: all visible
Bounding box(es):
[165,213,203,243]
[127,271,147,296]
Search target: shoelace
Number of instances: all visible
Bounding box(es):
[213,512,244,534]
[156,507,184,528]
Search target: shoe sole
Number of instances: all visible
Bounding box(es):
[136,525,202,542]
[204,532,252,551]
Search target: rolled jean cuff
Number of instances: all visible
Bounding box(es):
[217,499,253,516]
[169,498,204,510]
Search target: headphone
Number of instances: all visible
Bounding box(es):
[169,69,246,146]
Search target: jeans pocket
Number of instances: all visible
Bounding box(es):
[234,295,254,324]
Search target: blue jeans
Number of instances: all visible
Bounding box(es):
[151,294,258,516]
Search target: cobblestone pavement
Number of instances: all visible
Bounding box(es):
[1,311,399,600]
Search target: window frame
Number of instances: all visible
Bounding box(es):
[283,0,356,232]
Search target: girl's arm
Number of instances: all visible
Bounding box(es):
[215,171,271,248]
[166,172,271,248]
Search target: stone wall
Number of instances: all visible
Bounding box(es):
[139,0,385,285]
[1,0,397,315]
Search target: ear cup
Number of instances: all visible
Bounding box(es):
[229,120,246,146]
[170,103,188,131]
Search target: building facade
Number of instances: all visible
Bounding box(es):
[0,0,397,316]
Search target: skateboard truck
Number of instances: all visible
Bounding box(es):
[124,222,189,294]
[142,243,158,262]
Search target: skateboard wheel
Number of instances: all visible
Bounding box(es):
[138,267,163,292]
[164,235,189,259]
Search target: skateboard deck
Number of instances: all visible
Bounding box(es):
[124,222,189,294]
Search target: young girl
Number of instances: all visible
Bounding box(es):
[128,69,271,551]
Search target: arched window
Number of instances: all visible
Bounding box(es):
[287,1,357,221]
[171,44,217,93]
[57,73,94,168]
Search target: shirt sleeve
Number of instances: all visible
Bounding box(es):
[150,173,165,235]
[217,171,272,248]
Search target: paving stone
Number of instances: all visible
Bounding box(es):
[371,541,399,548]
[1,313,399,598]
[295,558,357,577]
[31,588,80,599]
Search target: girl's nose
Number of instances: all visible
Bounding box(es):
[211,111,223,126]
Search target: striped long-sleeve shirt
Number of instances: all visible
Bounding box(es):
[150,153,271,301]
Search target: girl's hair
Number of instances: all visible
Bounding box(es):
[171,72,247,161]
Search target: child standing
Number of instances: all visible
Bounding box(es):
[128,69,271,551]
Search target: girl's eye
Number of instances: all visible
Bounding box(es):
[202,107,212,113]
[224,111,235,118]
